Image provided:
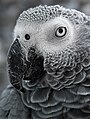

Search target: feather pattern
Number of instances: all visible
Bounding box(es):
[0,85,30,119]
[20,47,90,119]
[20,48,90,119]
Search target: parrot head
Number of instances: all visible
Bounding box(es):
[7,5,90,92]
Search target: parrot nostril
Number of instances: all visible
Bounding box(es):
[25,34,30,40]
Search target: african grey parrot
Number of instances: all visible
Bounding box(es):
[0,5,90,119]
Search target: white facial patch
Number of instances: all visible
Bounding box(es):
[36,17,77,56]
[13,15,80,58]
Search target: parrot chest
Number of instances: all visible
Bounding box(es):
[21,48,90,119]
[21,59,90,119]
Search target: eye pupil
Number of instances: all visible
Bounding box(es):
[59,28,63,33]
[25,34,30,40]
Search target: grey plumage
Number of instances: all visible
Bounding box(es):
[0,5,90,119]
[0,85,30,119]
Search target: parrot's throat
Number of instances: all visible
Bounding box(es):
[44,48,89,90]
[44,49,79,72]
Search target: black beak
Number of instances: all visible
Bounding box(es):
[7,39,45,92]
[7,39,27,92]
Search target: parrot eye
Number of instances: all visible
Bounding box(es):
[55,26,67,37]
[25,34,30,40]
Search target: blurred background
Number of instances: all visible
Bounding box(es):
[0,0,90,93]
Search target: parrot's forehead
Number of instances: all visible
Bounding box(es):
[17,5,89,25]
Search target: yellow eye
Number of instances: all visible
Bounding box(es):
[55,26,67,37]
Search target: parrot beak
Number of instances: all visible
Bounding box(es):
[7,39,45,92]
[7,39,27,92]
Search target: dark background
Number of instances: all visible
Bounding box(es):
[0,0,90,93]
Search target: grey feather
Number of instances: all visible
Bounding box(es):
[0,85,30,119]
